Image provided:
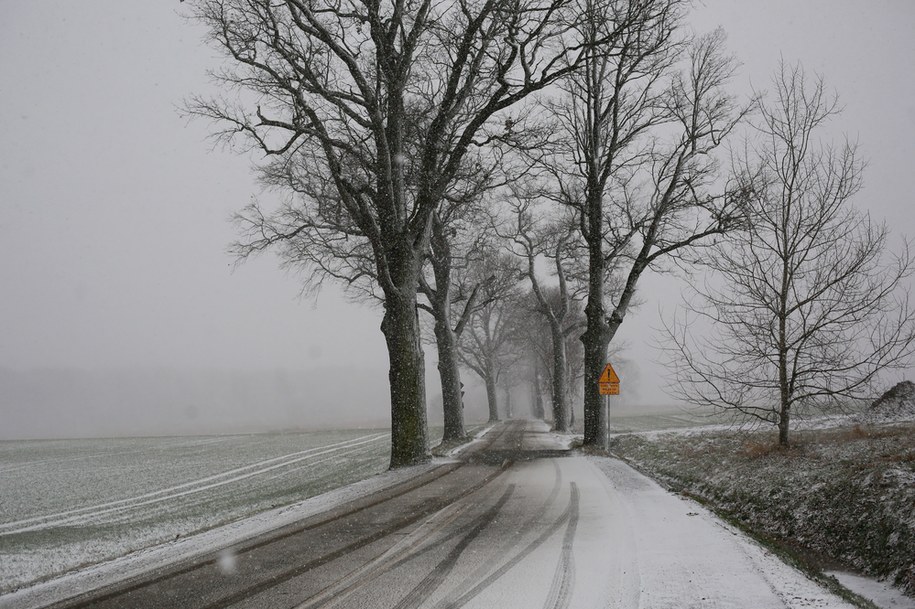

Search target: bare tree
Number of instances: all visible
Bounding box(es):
[561,301,586,424]
[530,364,547,419]
[185,0,613,466]
[539,0,750,447]
[508,298,553,421]
[498,195,583,430]
[665,63,915,446]
[418,191,495,442]
[503,286,585,426]
[458,251,523,422]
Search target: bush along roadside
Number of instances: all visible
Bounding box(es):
[611,423,915,597]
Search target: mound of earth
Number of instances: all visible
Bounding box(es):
[866,380,915,422]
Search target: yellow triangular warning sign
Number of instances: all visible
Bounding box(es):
[599,363,620,383]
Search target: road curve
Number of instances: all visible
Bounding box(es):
[33,420,854,609]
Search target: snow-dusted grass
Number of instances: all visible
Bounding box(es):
[0,425,470,594]
[612,421,915,598]
[606,405,725,433]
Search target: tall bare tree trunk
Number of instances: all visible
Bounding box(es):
[582,195,610,445]
[381,250,430,468]
[433,316,465,441]
[550,322,570,431]
[582,328,609,444]
[778,294,791,447]
[583,257,644,444]
[503,379,514,419]
[777,406,790,446]
[485,369,500,422]
[426,216,467,443]
[531,365,546,419]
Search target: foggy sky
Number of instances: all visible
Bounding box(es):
[2,1,914,438]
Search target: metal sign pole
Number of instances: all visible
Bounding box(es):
[604,394,609,450]
[598,362,620,451]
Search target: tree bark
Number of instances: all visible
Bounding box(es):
[531,365,546,420]
[582,189,611,445]
[380,250,430,468]
[778,310,791,447]
[426,215,466,443]
[777,234,791,447]
[550,321,570,431]
[583,258,645,444]
[778,407,790,447]
[582,325,610,444]
[503,379,514,419]
[433,315,466,442]
[485,369,500,423]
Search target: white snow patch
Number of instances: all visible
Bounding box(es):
[615,414,863,441]
[443,424,496,458]
[587,455,858,608]
[548,432,579,450]
[826,572,915,609]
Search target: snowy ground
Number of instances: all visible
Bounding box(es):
[828,572,915,609]
[0,458,447,609]
[607,407,875,441]
[0,428,421,594]
[0,425,492,609]
[3,417,897,608]
[611,419,915,608]
[5,420,860,609]
[585,456,858,608]
[308,451,859,608]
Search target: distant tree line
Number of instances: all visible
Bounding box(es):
[186,0,913,462]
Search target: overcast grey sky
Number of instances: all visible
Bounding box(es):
[1,1,914,435]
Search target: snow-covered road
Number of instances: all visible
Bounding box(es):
[358,451,853,609]
[3,420,857,608]
[587,456,853,608]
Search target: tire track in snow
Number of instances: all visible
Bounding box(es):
[0,434,387,535]
[3,435,386,534]
[24,423,516,609]
[430,459,565,609]
[542,482,579,609]
[290,502,474,609]
[392,485,517,609]
[436,484,577,609]
[191,467,514,609]
[294,452,536,609]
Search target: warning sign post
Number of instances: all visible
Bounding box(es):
[597,363,620,449]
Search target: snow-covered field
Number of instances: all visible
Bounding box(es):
[0,429,405,593]
[605,404,744,435]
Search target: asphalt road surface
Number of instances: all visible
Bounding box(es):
[39,420,854,609]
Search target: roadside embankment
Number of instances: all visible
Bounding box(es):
[611,422,915,598]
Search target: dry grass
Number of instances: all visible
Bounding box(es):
[828,424,905,443]
[739,439,809,458]
[838,424,872,441]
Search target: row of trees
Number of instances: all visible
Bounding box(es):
[187,0,914,461]
[451,243,588,429]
